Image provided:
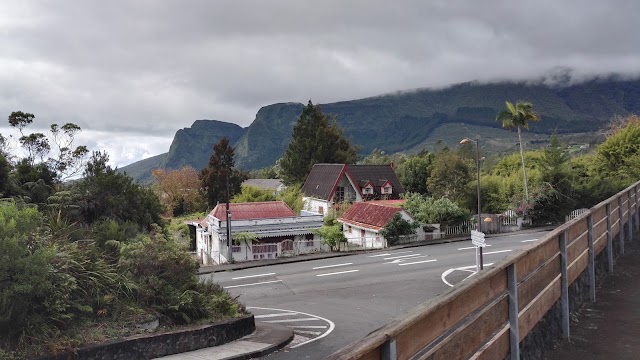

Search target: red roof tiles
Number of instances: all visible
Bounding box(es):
[338,202,408,231]
[210,201,296,220]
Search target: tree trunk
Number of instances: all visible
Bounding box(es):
[518,126,530,202]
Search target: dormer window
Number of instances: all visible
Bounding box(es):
[363,185,373,194]
[380,180,393,194]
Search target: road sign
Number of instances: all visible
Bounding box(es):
[471,230,486,248]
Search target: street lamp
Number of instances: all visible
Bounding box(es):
[460,137,483,270]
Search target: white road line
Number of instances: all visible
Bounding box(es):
[312,262,353,270]
[255,313,297,319]
[231,272,275,280]
[287,325,328,329]
[457,245,492,250]
[441,263,495,287]
[383,253,422,260]
[263,318,321,323]
[483,249,513,255]
[385,255,428,264]
[247,307,335,349]
[295,330,323,335]
[368,250,412,257]
[316,269,359,277]
[223,280,282,289]
[398,259,438,266]
[521,239,539,242]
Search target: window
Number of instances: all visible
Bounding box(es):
[348,226,352,233]
[382,185,392,194]
[319,206,324,214]
[305,233,314,247]
[335,186,345,202]
[363,186,373,194]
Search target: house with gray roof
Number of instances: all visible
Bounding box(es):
[301,163,405,216]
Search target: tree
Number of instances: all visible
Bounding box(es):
[74,151,163,228]
[396,151,435,194]
[279,101,358,185]
[402,192,468,225]
[496,101,540,202]
[232,185,276,203]
[380,212,418,246]
[199,137,247,208]
[276,184,305,214]
[427,152,472,204]
[315,215,347,251]
[152,166,205,216]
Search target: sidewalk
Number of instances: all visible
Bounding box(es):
[155,323,293,360]
[545,237,640,360]
[199,227,553,275]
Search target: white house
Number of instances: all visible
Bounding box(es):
[337,202,422,249]
[195,201,324,265]
[301,164,405,217]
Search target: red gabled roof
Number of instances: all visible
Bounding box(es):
[338,202,407,231]
[210,201,296,220]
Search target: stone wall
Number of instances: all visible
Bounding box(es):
[36,314,255,360]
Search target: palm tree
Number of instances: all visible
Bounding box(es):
[496,101,540,202]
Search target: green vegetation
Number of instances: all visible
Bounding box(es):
[315,215,347,251]
[0,112,245,359]
[402,193,468,226]
[279,101,358,185]
[199,137,248,208]
[380,213,418,246]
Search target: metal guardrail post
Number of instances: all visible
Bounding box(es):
[559,230,570,339]
[507,263,520,360]
[381,338,397,360]
[606,202,613,273]
[587,214,596,302]
[618,195,625,255]
[635,184,640,232]
[628,190,634,241]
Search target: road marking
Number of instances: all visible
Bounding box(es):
[457,245,492,250]
[521,239,539,242]
[398,259,438,266]
[287,325,328,329]
[232,272,275,280]
[263,318,321,323]
[385,255,428,264]
[316,269,359,277]
[247,306,335,349]
[441,263,495,287]
[312,262,353,270]
[369,250,412,257]
[483,249,513,255]
[223,280,282,289]
[383,253,422,260]
[255,313,297,319]
[295,330,322,335]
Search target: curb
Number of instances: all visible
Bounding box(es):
[222,325,294,360]
[198,226,555,275]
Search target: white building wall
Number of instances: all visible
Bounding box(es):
[303,197,330,217]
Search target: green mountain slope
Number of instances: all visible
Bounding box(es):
[121,77,640,182]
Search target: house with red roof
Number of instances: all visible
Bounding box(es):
[195,201,324,264]
[301,164,405,217]
[338,202,422,248]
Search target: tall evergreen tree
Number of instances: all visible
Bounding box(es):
[279,101,358,185]
[200,137,247,207]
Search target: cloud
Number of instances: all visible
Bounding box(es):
[1,0,639,167]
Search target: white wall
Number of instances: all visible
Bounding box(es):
[304,197,330,217]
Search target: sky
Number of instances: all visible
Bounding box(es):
[1,0,640,167]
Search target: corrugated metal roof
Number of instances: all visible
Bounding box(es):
[210,201,296,220]
[338,202,404,230]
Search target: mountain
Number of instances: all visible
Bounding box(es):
[120,77,640,182]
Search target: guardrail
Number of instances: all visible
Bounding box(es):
[328,181,640,360]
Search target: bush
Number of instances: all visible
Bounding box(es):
[402,193,468,226]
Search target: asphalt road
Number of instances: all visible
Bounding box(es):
[200,229,552,359]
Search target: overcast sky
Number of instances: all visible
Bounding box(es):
[1,0,639,167]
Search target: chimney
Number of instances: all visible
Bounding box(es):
[390,161,395,170]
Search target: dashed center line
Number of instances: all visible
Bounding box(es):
[369,250,412,257]
[223,280,282,289]
[232,272,275,280]
[483,249,513,255]
[312,262,353,270]
[458,245,492,250]
[521,239,539,242]
[316,269,359,277]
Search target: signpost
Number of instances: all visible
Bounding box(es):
[471,230,485,271]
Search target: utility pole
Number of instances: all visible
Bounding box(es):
[226,170,233,263]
